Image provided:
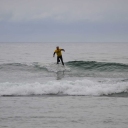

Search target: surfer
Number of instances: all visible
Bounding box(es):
[53,46,65,65]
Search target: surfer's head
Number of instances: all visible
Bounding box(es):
[56,46,59,50]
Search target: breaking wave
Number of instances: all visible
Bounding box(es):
[0,79,128,97]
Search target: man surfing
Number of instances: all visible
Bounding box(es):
[53,46,65,65]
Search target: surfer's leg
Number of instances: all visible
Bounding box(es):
[60,56,64,65]
[57,56,60,64]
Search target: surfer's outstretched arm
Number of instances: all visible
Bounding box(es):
[53,52,55,57]
[61,49,65,52]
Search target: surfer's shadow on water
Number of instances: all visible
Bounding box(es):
[56,71,65,80]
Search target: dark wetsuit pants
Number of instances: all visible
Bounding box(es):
[57,56,64,65]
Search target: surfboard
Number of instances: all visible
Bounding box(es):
[37,62,70,73]
[51,63,66,72]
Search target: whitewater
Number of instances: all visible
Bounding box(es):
[0,42,128,128]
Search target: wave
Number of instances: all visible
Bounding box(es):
[66,61,128,72]
[0,61,128,72]
[0,61,128,79]
[0,63,32,70]
[0,79,128,97]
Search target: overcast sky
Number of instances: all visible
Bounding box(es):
[0,0,128,42]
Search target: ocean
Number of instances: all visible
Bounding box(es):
[0,42,128,128]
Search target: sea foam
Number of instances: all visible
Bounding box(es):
[0,79,128,96]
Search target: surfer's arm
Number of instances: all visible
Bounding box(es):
[53,52,55,57]
[61,49,65,52]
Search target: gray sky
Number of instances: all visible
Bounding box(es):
[0,0,128,42]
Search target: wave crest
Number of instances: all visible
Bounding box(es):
[0,79,128,97]
[66,61,128,72]
[0,61,128,72]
